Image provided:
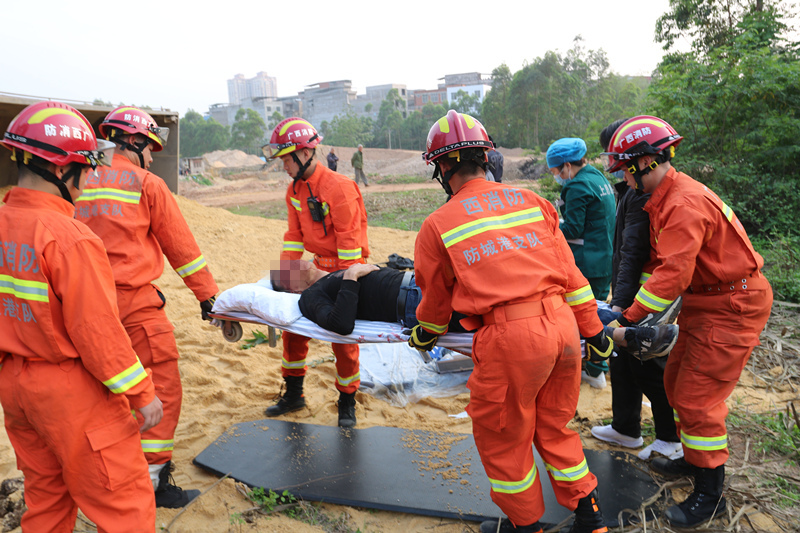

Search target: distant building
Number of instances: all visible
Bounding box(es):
[353,84,408,121]
[208,95,299,129]
[410,87,448,110]
[227,72,278,105]
[299,80,357,126]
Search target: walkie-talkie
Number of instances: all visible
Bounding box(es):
[306,183,327,235]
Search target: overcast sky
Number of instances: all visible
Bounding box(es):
[2,0,677,118]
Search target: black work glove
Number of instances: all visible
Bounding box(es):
[408,325,439,352]
[200,296,216,321]
[585,329,614,362]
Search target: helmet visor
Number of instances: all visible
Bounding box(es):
[77,139,116,168]
[262,142,295,160]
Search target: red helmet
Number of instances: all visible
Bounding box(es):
[602,115,683,173]
[423,110,492,164]
[2,101,114,168]
[99,106,169,151]
[263,118,321,160]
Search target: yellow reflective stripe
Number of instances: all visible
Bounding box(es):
[176,255,207,278]
[634,287,673,312]
[610,117,667,148]
[441,207,544,249]
[76,188,141,204]
[0,275,49,302]
[463,113,475,129]
[489,464,537,494]
[141,439,174,452]
[337,371,360,387]
[418,320,448,335]
[545,458,589,482]
[681,430,727,451]
[283,241,304,252]
[281,357,306,370]
[674,409,680,423]
[437,116,450,134]
[721,201,734,222]
[103,360,147,394]
[639,272,651,285]
[337,248,362,260]
[322,202,330,216]
[290,197,302,211]
[28,107,81,124]
[113,106,142,114]
[280,119,312,135]
[565,285,594,306]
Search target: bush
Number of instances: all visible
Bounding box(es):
[753,235,800,303]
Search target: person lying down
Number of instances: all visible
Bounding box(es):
[269,259,470,336]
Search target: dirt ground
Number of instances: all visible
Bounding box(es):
[0,151,798,532]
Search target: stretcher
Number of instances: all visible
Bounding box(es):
[208,310,474,354]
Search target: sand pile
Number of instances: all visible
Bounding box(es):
[203,149,264,168]
[0,185,793,532]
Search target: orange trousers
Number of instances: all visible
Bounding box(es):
[118,285,183,466]
[466,300,598,526]
[281,332,360,393]
[664,285,772,469]
[0,356,155,533]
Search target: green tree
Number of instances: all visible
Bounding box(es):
[268,111,284,130]
[481,64,513,145]
[374,89,405,148]
[179,110,230,158]
[450,89,482,120]
[230,108,267,152]
[647,3,800,237]
[324,110,374,147]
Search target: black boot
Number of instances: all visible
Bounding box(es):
[569,488,608,533]
[265,375,306,416]
[665,465,727,527]
[337,391,357,428]
[479,518,542,533]
[651,456,695,479]
[155,461,201,508]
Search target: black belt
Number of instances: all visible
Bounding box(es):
[396,270,414,324]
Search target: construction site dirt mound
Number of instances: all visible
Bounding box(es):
[202,149,264,168]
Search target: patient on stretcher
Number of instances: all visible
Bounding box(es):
[270,260,469,336]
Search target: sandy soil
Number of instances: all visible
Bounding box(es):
[0,168,794,532]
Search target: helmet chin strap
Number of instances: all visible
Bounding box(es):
[22,161,82,205]
[113,132,150,168]
[290,151,315,191]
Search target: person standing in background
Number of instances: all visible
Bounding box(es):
[327,147,338,171]
[351,144,368,187]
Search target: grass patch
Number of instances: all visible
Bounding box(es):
[363,189,447,232]
[369,174,428,185]
[189,174,214,186]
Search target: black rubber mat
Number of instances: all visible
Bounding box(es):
[194,420,659,527]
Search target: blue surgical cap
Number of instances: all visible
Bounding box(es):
[546,138,587,168]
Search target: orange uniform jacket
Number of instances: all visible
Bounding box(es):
[0,188,155,409]
[624,167,764,323]
[75,153,218,301]
[414,179,603,337]
[280,163,369,269]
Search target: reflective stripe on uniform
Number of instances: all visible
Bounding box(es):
[283,241,304,252]
[545,457,590,482]
[639,272,651,285]
[721,202,734,222]
[564,285,594,307]
[418,320,448,335]
[681,430,727,451]
[440,207,544,249]
[290,197,302,211]
[281,357,306,370]
[489,464,537,494]
[176,255,207,278]
[0,275,49,302]
[674,409,680,423]
[337,248,362,261]
[141,439,174,453]
[337,371,360,387]
[634,286,674,312]
[76,188,141,204]
[322,202,330,216]
[103,360,148,394]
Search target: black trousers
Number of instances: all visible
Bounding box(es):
[609,349,679,442]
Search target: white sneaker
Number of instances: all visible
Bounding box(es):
[590,424,644,448]
[581,370,607,389]
[638,439,684,460]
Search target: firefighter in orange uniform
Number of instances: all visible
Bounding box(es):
[603,115,773,528]
[262,118,369,427]
[0,102,163,532]
[410,110,612,533]
[75,106,218,508]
